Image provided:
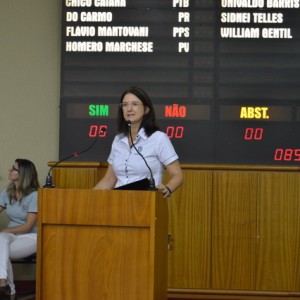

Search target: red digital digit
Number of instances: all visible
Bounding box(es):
[254,128,263,140]
[284,149,293,161]
[98,125,107,137]
[244,128,253,140]
[174,126,184,138]
[89,125,98,137]
[295,149,300,161]
[166,126,175,138]
[274,149,283,161]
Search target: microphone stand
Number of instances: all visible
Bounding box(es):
[43,136,100,188]
[127,121,157,190]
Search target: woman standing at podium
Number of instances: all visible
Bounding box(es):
[94,86,183,197]
[0,159,39,300]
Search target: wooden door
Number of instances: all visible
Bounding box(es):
[167,169,212,289]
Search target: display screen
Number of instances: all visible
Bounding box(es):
[59,0,300,164]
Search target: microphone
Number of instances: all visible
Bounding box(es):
[43,128,106,188]
[127,121,157,190]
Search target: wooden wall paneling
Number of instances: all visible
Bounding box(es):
[212,171,257,290]
[52,167,97,188]
[291,176,300,294]
[167,169,212,289]
[49,162,103,188]
[256,172,300,291]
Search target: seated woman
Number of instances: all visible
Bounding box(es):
[0,159,39,300]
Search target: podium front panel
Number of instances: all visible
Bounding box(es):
[36,188,168,300]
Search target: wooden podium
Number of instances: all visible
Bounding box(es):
[36,188,168,300]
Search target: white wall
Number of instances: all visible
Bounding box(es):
[0,0,61,281]
[0,0,61,190]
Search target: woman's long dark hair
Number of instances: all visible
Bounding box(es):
[117,87,160,136]
[7,158,40,203]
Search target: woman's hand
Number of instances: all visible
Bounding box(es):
[157,183,172,198]
[158,160,183,198]
[1,212,37,234]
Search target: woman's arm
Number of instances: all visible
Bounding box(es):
[94,164,117,190]
[157,160,183,198]
[1,212,37,234]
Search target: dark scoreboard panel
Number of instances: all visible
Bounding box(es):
[59,0,300,164]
